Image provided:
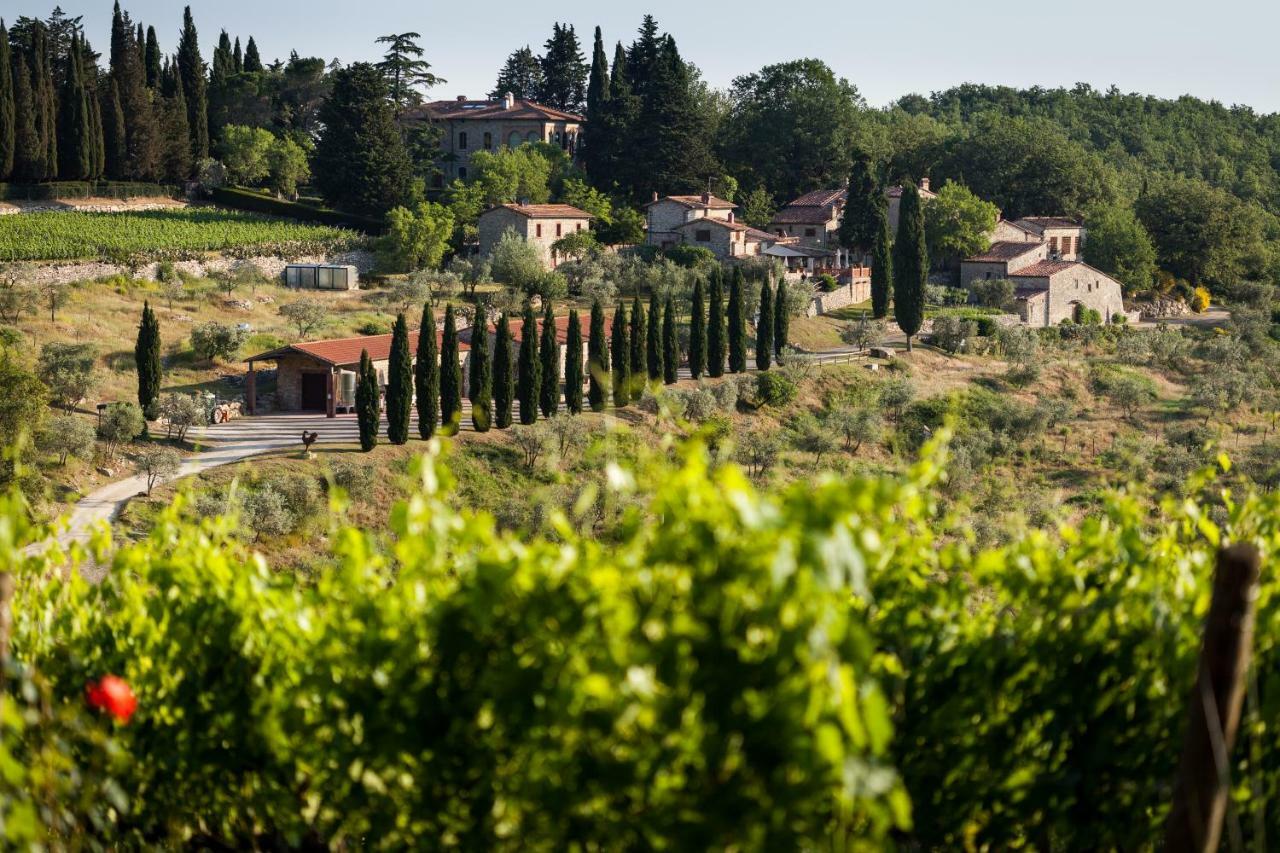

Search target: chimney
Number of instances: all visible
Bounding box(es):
[652,191,659,203]
[701,191,711,205]
[456,95,467,102]
[919,177,931,193]
[503,91,515,110]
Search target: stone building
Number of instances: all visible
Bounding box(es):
[991,216,1086,261]
[645,193,739,249]
[477,203,594,270]
[886,178,937,233]
[960,241,1124,327]
[243,331,469,417]
[408,93,584,186]
[766,180,936,265]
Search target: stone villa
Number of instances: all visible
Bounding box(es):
[409,93,584,187]
[644,192,778,260]
[478,203,594,270]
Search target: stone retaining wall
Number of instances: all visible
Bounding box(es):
[19,250,376,288]
[805,278,872,317]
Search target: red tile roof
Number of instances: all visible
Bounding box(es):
[413,98,584,123]
[1016,216,1082,232]
[770,205,837,224]
[787,188,847,207]
[485,203,593,220]
[246,329,468,367]
[645,194,737,211]
[744,226,780,242]
[675,217,750,233]
[966,241,1046,262]
[1009,260,1079,278]
[886,183,938,199]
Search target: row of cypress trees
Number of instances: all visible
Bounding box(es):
[354,274,795,449]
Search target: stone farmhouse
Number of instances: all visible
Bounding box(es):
[645,193,776,259]
[961,235,1125,327]
[991,216,1086,261]
[243,331,470,418]
[409,93,584,187]
[478,203,594,270]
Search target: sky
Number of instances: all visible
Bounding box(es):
[6,0,1280,113]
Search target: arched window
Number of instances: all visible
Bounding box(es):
[483,132,493,150]
[526,130,539,143]
[508,131,522,148]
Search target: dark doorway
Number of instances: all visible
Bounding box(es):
[300,372,327,411]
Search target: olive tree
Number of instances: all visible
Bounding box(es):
[135,446,182,496]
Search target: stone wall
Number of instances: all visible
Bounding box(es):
[805,278,872,317]
[18,249,376,289]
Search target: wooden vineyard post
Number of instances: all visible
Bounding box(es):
[1164,543,1261,852]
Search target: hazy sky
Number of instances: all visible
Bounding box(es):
[7,0,1279,113]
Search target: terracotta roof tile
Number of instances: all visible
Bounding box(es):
[1009,260,1079,278]
[675,218,749,233]
[485,203,593,220]
[1016,216,1082,232]
[966,241,1046,262]
[770,205,837,224]
[645,194,737,211]
[413,98,584,123]
[787,188,847,207]
[246,329,468,367]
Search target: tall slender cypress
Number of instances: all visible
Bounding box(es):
[355,350,380,452]
[629,294,645,395]
[101,80,126,180]
[31,26,57,181]
[870,206,893,320]
[493,313,514,428]
[662,297,678,385]
[564,309,584,414]
[588,300,609,412]
[243,37,263,73]
[386,313,413,444]
[774,277,790,355]
[415,303,439,439]
[517,301,540,425]
[756,280,774,372]
[177,7,209,161]
[707,268,725,378]
[611,302,630,407]
[439,304,462,433]
[538,302,559,418]
[838,153,884,260]
[145,26,161,89]
[233,37,243,73]
[728,268,747,374]
[469,303,492,432]
[892,181,928,352]
[0,22,15,181]
[12,56,39,183]
[646,291,663,382]
[58,37,93,181]
[688,277,706,380]
[583,26,610,179]
[134,301,161,417]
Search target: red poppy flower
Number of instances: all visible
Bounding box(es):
[85,675,138,723]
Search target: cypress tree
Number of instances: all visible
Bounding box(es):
[564,309,584,414]
[101,80,126,180]
[493,313,514,428]
[870,205,893,320]
[213,30,233,83]
[611,302,630,407]
[582,26,610,179]
[468,303,492,432]
[135,23,145,71]
[385,313,413,444]
[588,300,609,412]
[355,350,380,452]
[11,55,40,183]
[83,43,106,180]
[58,37,92,181]
[134,301,161,417]
[145,26,161,88]
[756,280,774,371]
[537,22,588,113]
[662,297,678,385]
[539,302,559,418]
[439,304,462,433]
[646,291,663,382]
[30,27,56,181]
[688,277,706,380]
[414,303,439,439]
[111,5,158,181]
[892,182,928,352]
[233,37,243,73]
[177,7,209,161]
[728,268,747,374]
[0,22,15,181]
[838,153,883,260]
[243,37,263,73]
[517,301,540,425]
[314,63,412,217]
[707,268,725,378]
[774,277,790,355]
[593,41,637,195]
[160,80,192,182]
[629,294,645,394]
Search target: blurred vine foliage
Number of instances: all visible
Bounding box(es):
[2,438,1280,849]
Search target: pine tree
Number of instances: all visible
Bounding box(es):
[243,37,263,73]
[892,182,928,351]
[539,302,559,418]
[870,206,893,320]
[101,79,126,180]
[439,304,462,433]
[0,22,15,181]
[468,303,492,432]
[663,297,679,385]
[385,313,412,444]
[489,46,543,100]
[706,268,725,378]
[134,301,161,417]
[838,153,884,259]
[688,277,706,380]
[588,300,609,412]
[646,291,663,382]
[144,26,161,88]
[11,55,40,183]
[611,302,630,407]
[629,294,645,395]
[626,15,662,96]
[177,7,209,161]
[564,309,583,414]
[415,303,439,439]
[537,22,587,112]
[728,268,747,374]
[493,313,514,428]
[756,279,774,371]
[774,277,790,355]
[355,350,380,452]
[517,301,540,425]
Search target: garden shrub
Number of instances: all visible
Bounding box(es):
[756,371,798,407]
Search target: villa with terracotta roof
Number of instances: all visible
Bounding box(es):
[644,192,745,256]
[408,92,584,186]
[960,235,1124,327]
[991,216,1087,260]
[477,203,594,270]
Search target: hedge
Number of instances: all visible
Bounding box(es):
[0,182,180,201]
[210,187,386,234]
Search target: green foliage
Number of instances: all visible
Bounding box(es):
[380,201,454,272]
[688,277,706,379]
[355,349,380,451]
[386,314,413,444]
[970,278,1016,311]
[39,413,96,465]
[97,401,143,452]
[218,124,274,185]
[490,228,548,295]
[662,296,679,385]
[774,277,791,354]
[1083,201,1157,294]
[469,303,493,433]
[587,300,608,412]
[549,228,599,263]
[538,302,559,419]
[838,153,883,255]
[279,299,328,340]
[662,244,716,269]
[892,183,927,347]
[190,321,247,362]
[755,371,797,407]
[646,291,663,382]
[739,187,777,229]
[923,180,1001,262]
[756,280,774,371]
[492,312,515,428]
[610,302,630,407]
[439,304,463,434]
[518,301,540,424]
[563,309,583,414]
[629,295,645,396]
[37,341,97,411]
[706,268,725,378]
[727,269,747,374]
